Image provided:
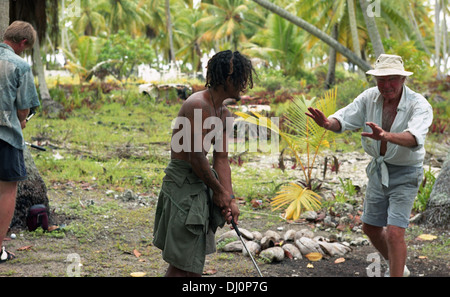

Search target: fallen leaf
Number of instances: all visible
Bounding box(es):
[334,257,345,264]
[418,256,428,259]
[48,225,59,232]
[130,272,146,277]
[203,269,217,275]
[305,252,323,262]
[306,263,314,268]
[133,249,141,258]
[416,234,437,241]
[17,245,33,251]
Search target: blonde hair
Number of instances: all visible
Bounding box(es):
[3,21,37,48]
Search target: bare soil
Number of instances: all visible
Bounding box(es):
[1,184,448,278]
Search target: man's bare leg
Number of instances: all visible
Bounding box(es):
[362,223,389,259]
[385,225,407,277]
[362,223,407,277]
[0,181,18,248]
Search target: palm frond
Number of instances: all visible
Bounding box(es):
[271,182,322,220]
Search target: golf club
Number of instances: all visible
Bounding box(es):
[24,108,46,151]
[231,218,263,277]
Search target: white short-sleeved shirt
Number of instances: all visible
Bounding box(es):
[330,85,433,187]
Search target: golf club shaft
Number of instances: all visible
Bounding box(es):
[231,219,263,277]
[25,142,46,151]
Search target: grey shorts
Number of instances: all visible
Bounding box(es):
[362,163,423,228]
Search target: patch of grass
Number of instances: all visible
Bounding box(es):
[25,88,179,192]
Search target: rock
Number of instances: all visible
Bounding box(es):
[283,229,296,242]
[222,241,243,252]
[350,237,370,246]
[282,243,302,259]
[117,189,138,201]
[324,216,337,228]
[295,237,323,255]
[242,241,260,257]
[260,247,284,263]
[300,210,317,221]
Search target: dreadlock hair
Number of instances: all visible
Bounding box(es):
[205,50,255,92]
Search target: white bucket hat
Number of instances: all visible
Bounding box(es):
[366,54,413,77]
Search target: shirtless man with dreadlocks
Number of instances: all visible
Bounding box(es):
[153,50,255,277]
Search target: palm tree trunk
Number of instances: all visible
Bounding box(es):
[0,0,9,41]
[166,0,176,64]
[347,0,361,59]
[408,2,431,56]
[251,0,372,72]
[32,29,63,116]
[325,24,338,89]
[423,148,450,227]
[359,0,384,57]
[435,0,442,79]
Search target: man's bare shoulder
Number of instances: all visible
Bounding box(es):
[179,90,209,115]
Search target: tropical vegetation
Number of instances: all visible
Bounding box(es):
[0,0,448,219]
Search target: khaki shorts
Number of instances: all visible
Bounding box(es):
[362,163,423,228]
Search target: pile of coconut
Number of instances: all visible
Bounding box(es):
[217,228,354,263]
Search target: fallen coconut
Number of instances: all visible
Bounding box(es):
[283,229,296,242]
[261,230,281,249]
[222,240,243,252]
[295,237,323,256]
[217,230,238,243]
[318,241,352,257]
[242,241,261,257]
[260,247,284,263]
[218,228,253,242]
[252,231,262,242]
[282,243,302,259]
[294,228,314,240]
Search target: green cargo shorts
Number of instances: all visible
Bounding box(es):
[152,159,225,274]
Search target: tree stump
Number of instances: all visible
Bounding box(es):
[11,147,50,229]
[422,148,450,228]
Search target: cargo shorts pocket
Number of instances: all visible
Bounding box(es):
[184,192,208,235]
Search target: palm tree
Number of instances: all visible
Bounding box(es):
[196,0,264,51]
[175,7,206,74]
[9,0,62,115]
[70,0,107,36]
[0,0,9,40]
[359,0,384,57]
[251,0,372,71]
[244,13,308,77]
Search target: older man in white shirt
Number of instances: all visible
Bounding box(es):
[306,54,433,277]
